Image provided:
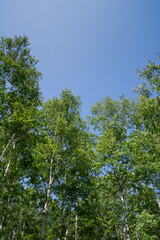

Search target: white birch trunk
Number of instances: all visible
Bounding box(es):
[120,194,131,240]
[15,219,22,240]
[0,141,15,191]
[75,200,78,240]
[146,185,160,209]
[0,176,17,233]
[156,195,160,208]
[57,191,65,240]
[41,155,56,239]
[65,201,72,240]
[136,231,140,240]
[0,134,15,162]
[116,163,131,240]
[0,196,11,233]
[21,222,25,237]
[11,229,16,239]
[115,225,120,240]
[153,187,160,209]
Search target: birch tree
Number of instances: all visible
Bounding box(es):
[0,36,42,237]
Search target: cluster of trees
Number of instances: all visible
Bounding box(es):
[0,36,159,240]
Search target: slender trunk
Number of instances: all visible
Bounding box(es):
[58,191,65,240]
[0,141,15,191]
[0,134,15,161]
[21,222,25,237]
[11,229,16,239]
[154,187,160,208]
[15,219,22,240]
[0,176,17,233]
[156,195,160,208]
[120,226,123,240]
[135,189,140,240]
[75,200,78,240]
[154,178,160,209]
[65,200,72,240]
[120,194,130,240]
[115,225,120,240]
[0,196,11,233]
[136,232,140,240]
[150,184,160,209]
[116,163,131,240]
[41,155,56,239]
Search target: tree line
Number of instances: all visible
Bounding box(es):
[0,36,160,239]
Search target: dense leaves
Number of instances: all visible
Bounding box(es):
[0,36,159,239]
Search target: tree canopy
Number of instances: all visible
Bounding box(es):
[0,36,160,240]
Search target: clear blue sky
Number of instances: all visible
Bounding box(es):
[1,0,160,117]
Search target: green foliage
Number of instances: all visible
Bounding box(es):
[0,36,159,239]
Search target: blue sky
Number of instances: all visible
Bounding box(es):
[1,0,160,117]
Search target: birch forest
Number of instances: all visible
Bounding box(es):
[0,36,160,240]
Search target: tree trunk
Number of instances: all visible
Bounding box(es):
[120,194,130,240]
[65,200,72,240]
[153,187,160,208]
[41,155,56,239]
[58,190,66,240]
[156,195,160,208]
[116,163,131,240]
[0,141,15,191]
[21,222,25,237]
[0,196,11,233]
[11,229,16,239]
[75,200,78,240]
[15,219,22,240]
[0,176,17,233]
[136,231,140,240]
[115,225,120,240]
[0,134,15,161]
